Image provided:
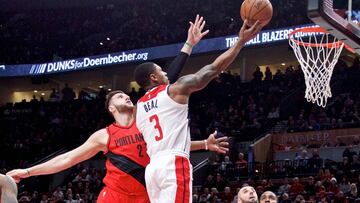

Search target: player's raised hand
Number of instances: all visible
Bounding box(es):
[6,169,29,183]
[238,19,262,44]
[207,131,229,154]
[187,14,210,46]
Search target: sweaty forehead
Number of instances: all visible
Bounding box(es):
[110,93,127,102]
[240,186,254,193]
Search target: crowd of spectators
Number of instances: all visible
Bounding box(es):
[0,0,309,64]
[16,164,104,202]
[2,0,360,201]
[194,149,360,202]
[276,58,360,134]
[2,58,360,201]
[0,63,298,202]
[0,64,299,169]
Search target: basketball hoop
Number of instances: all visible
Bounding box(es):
[289,26,353,107]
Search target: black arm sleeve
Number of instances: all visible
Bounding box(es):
[166,51,190,83]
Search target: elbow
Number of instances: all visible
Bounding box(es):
[211,62,225,73]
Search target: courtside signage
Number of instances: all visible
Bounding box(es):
[1,23,318,77]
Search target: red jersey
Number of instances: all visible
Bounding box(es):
[102,121,150,196]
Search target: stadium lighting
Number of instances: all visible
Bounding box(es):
[34,90,38,93]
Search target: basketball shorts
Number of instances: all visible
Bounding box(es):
[97,186,150,203]
[145,153,193,203]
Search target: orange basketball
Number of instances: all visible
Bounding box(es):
[240,0,273,27]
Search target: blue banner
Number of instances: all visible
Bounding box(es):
[0,23,317,77]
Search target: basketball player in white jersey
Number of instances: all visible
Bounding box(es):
[0,174,18,203]
[134,17,262,203]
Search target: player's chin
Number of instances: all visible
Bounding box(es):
[115,104,135,112]
[126,104,135,109]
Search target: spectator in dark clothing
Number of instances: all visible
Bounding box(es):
[304,176,316,196]
[61,84,76,101]
[264,67,272,81]
[214,173,227,192]
[203,174,216,190]
[253,67,263,83]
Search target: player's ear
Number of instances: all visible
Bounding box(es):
[108,105,116,113]
[149,72,158,82]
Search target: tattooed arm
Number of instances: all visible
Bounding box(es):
[169,20,262,102]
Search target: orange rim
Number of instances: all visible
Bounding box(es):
[289,26,355,53]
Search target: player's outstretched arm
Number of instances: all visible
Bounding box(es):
[6,129,108,183]
[181,14,209,55]
[171,20,262,96]
[190,131,229,154]
[167,14,209,83]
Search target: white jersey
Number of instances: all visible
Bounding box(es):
[136,85,191,159]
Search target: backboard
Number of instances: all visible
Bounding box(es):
[307,0,360,55]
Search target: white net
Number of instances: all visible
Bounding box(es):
[289,29,345,107]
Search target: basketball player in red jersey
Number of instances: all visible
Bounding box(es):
[7,16,228,203]
[135,19,262,203]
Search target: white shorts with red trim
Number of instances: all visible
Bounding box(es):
[145,153,193,203]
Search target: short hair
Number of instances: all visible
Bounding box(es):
[260,191,277,201]
[105,90,124,113]
[134,62,156,88]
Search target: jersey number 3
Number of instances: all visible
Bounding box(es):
[149,114,163,141]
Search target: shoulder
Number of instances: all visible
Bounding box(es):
[138,85,167,103]
[90,128,109,146]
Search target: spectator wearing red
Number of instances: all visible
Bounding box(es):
[328,178,340,194]
[235,152,247,169]
[289,177,304,195]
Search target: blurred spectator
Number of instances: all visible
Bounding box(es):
[235,153,247,169]
[61,83,76,101]
[0,0,310,64]
[278,178,291,195]
[289,177,304,195]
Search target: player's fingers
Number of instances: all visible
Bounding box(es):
[197,16,204,28]
[241,19,248,33]
[219,142,229,147]
[217,148,228,154]
[210,130,217,137]
[216,136,228,142]
[253,24,262,35]
[6,171,15,176]
[220,147,229,152]
[194,14,200,27]
[189,22,194,32]
[249,20,261,33]
[201,30,210,37]
[199,20,206,31]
